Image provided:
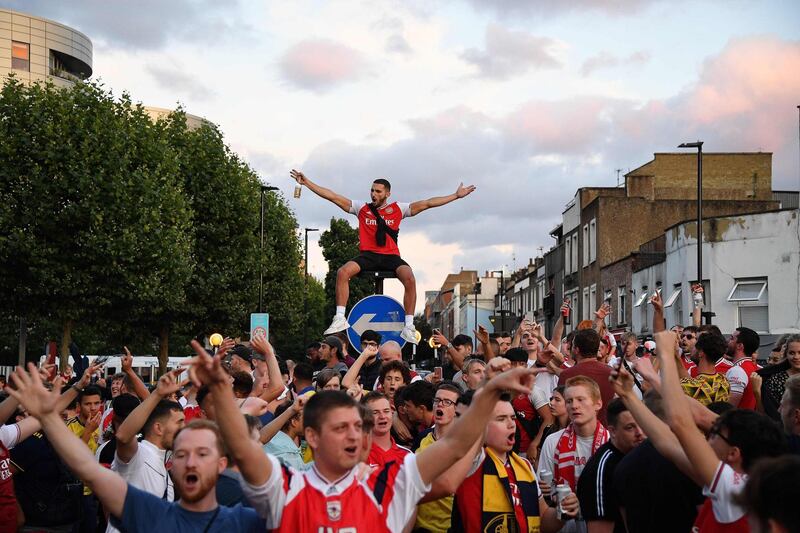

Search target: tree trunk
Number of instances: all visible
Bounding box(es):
[158,325,169,377]
[17,317,27,367]
[60,319,74,372]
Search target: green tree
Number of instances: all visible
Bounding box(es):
[0,79,192,369]
[318,218,373,318]
[159,112,305,365]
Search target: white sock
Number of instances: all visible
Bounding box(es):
[405,315,413,327]
[336,306,346,318]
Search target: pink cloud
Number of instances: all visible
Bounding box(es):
[279,39,366,92]
[504,97,618,153]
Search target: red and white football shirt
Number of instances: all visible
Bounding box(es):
[242,452,429,532]
[692,462,749,532]
[367,439,410,471]
[349,201,412,255]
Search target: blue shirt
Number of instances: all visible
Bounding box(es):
[112,484,264,532]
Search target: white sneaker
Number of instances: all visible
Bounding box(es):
[400,325,419,344]
[324,315,350,335]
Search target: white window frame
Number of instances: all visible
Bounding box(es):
[633,290,649,308]
[589,218,597,263]
[590,284,597,316]
[564,238,571,274]
[582,224,589,267]
[582,287,590,320]
[727,280,767,302]
[571,235,578,274]
[617,285,626,324]
[664,286,682,308]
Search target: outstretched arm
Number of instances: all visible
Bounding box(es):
[7,366,127,519]
[416,367,537,485]
[657,330,721,487]
[251,336,286,402]
[116,369,183,463]
[121,347,150,400]
[291,169,352,213]
[342,345,378,389]
[409,182,475,216]
[186,340,273,487]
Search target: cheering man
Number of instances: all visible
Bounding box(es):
[291,169,476,343]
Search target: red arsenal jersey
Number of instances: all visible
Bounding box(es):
[242,452,429,532]
[367,438,411,471]
[0,424,21,532]
[349,201,411,255]
[715,358,733,375]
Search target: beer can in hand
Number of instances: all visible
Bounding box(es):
[556,483,571,519]
[293,185,302,198]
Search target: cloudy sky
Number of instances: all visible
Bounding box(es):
[10,0,800,312]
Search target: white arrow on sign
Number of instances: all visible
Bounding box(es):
[351,313,404,335]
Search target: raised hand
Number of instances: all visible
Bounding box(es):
[654,330,677,357]
[609,363,635,397]
[455,182,476,199]
[7,364,62,419]
[474,324,490,345]
[76,362,103,390]
[85,411,102,434]
[250,335,274,358]
[184,340,229,388]
[361,344,378,360]
[484,366,536,396]
[649,291,664,314]
[290,169,308,186]
[633,356,659,384]
[346,383,364,401]
[155,368,184,398]
[432,332,449,347]
[486,357,511,378]
[122,347,134,373]
[595,302,611,321]
[216,337,235,360]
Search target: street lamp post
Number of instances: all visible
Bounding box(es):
[491,270,505,331]
[259,185,279,314]
[304,227,319,347]
[472,280,481,348]
[678,141,704,320]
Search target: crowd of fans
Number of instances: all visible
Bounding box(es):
[0,288,798,532]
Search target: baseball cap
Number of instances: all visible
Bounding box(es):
[322,336,343,355]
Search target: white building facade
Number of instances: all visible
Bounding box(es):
[631,209,800,340]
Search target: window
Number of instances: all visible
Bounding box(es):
[583,225,589,267]
[666,283,683,326]
[664,285,682,308]
[618,285,627,325]
[590,284,597,316]
[571,235,578,274]
[727,279,767,302]
[589,218,597,263]
[633,289,649,308]
[582,287,590,321]
[729,278,769,333]
[564,239,571,274]
[12,41,30,71]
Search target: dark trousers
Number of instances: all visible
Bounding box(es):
[72,494,97,533]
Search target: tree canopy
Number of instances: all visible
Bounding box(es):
[0,78,306,369]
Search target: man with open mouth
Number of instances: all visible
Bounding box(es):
[189,337,549,532]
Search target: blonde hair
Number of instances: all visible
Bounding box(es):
[565,375,601,402]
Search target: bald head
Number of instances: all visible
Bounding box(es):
[380,341,402,363]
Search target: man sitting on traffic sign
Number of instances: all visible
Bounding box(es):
[291,169,476,343]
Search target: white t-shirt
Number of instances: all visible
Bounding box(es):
[703,462,748,524]
[530,386,550,410]
[0,424,20,449]
[537,429,596,483]
[533,370,559,400]
[107,440,173,533]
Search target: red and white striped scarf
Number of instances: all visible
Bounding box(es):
[553,422,609,491]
